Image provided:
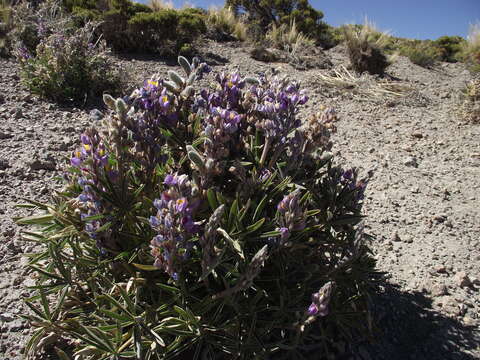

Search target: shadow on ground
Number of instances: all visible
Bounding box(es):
[358,282,480,360]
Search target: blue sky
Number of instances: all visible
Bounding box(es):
[137,0,479,40]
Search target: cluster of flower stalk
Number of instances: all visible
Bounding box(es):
[69,56,366,322]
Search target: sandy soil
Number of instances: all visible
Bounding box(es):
[0,40,479,359]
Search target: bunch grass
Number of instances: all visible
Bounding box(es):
[463,23,480,72]
[266,19,314,56]
[207,6,247,41]
[458,79,480,123]
[342,19,392,75]
[317,65,412,100]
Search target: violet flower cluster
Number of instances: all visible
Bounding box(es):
[275,191,306,245]
[251,78,308,141]
[307,281,334,318]
[340,168,368,202]
[70,129,115,251]
[150,173,200,280]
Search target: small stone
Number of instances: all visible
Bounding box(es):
[412,132,423,139]
[14,108,23,119]
[391,232,401,242]
[454,271,472,288]
[431,284,448,296]
[0,159,9,170]
[433,214,447,223]
[403,235,413,243]
[435,265,447,274]
[0,131,13,139]
[403,156,418,167]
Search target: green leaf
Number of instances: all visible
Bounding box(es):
[24,328,46,355]
[306,209,321,217]
[156,283,180,294]
[15,214,54,225]
[206,188,218,211]
[243,218,266,234]
[99,309,133,323]
[29,265,65,281]
[178,56,192,75]
[217,228,244,260]
[132,263,159,271]
[55,347,72,360]
[330,215,364,226]
[252,195,268,222]
[260,230,281,238]
[228,199,238,231]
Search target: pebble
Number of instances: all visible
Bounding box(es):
[454,271,472,288]
[403,156,418,167]
[431,283,448,296]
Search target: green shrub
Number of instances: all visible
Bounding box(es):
[126,8,206,55]
[399,40,442,68]
[15,22,128,102]
[18,57,378,359]
[434,35,465,62]
[226,0,331,47]
[343,20,392,75]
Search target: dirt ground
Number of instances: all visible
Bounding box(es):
[0,40,479,359]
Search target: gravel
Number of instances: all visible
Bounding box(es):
[0,40,479,359]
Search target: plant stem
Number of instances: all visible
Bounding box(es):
[259,137,271,167]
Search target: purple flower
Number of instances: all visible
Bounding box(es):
[164,174,177,186]
[308,303,319,315]
[81,134,91,145]
[150,216,160,227]
[175,198,188,212]
[71,157,82,167]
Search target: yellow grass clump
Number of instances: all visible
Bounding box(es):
[266,19,314,55]
[207,6,247,41]
[463,23,480,72]
[342,18,393,75]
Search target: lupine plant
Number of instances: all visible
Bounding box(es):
[15,21,128,102]
[17,56,379,359]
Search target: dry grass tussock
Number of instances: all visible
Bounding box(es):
[207,6,247,41]
[342,18,395,74]
[266,19,314,55]
[459,79,480,123]
[317,65,412,100]
[463,23,480,72]
[148,0,194,11]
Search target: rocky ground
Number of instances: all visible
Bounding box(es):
[0,40,479,359]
